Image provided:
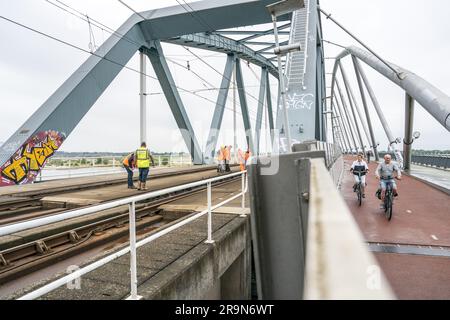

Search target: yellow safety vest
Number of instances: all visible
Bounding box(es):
[136,147,150,168]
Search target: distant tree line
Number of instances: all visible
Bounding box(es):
[377,149,449,156]
[54,151,189,158]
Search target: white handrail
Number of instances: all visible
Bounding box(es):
[0,171,245,237]
[16,171,248,300]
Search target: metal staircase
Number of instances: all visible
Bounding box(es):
[286,0,309,90]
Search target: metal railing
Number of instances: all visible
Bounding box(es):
[37,155,194,182]
[379,153,450,170]
[0,171,248,300]
[293,140,342,169]
[411,155,450,170]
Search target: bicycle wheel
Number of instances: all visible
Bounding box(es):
[387,195,393,221]
[357,184,362,206]
[384,192,389,213]
[385,194,393,221]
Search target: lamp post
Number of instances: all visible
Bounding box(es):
[267,0,304,153]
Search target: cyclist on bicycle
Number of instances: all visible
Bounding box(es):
[350,153,369,198]
[375,154,402,209]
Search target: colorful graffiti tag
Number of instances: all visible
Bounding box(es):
[0,131,65,186]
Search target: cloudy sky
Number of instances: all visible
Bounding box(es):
[0,0,449,154]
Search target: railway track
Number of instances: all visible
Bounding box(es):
[0,165,232,226]
[0,175,240,285]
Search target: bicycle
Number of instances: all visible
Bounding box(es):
[354,171,367,206]
[381,176,398,221]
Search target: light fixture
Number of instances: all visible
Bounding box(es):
[413,131,421,140]
[274,43,301,55]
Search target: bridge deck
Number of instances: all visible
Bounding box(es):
[341,156,450,299]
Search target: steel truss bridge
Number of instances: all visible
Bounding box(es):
[0,0,449,299]
[1,0,449,184]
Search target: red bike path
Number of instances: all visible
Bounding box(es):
[341,156,450,299]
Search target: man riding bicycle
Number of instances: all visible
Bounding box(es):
[375,154,402,209]
[350,153,369,198]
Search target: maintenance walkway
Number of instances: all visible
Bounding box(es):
[341,156,450,299]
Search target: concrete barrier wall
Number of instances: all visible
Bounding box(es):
[139,216,251,300]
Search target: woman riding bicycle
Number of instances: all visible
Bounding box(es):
[375,154,402,209]
[350,153,369,198]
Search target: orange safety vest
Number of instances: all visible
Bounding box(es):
[224,147,231,161]
[244,152,251,164]
[122,153,133,167]
[237,149,244,163]
[217,148,225,161]
[240,152,251,171]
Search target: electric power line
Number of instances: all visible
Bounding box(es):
[115,0,269,124]
[0,13,258,123]
[44,0,264,121]
[45,0,143,49]
[168,0,274,118]
[111,0,261,122]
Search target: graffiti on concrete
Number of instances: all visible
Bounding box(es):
[0,131,65,186]
[285,93,315,111]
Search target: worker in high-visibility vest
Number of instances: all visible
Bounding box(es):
[244,150,251,167]
[224,145,232,172]
[238,149,245,171]
[122,153,136,189]
[135,142,155,191]
[217,146,225,173]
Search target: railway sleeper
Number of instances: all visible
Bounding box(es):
[68,231,80,243]
[35,240,51,255]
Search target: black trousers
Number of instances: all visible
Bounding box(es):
[225,160,230,172]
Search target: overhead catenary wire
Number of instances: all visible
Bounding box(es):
[44,0,143,49]
[168,1,274,117]
[181,46,268,108]
[181,45,274,127]
[169,58,265,121]
[114,0,263,122]
[113,0,272,124]
[45,0,244,91]
[51,0,278,102]
[117,0,147,20]
[0,13,259,123]
[41,0,262,121]
[319,7,404,80]
[176,0,215,31]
